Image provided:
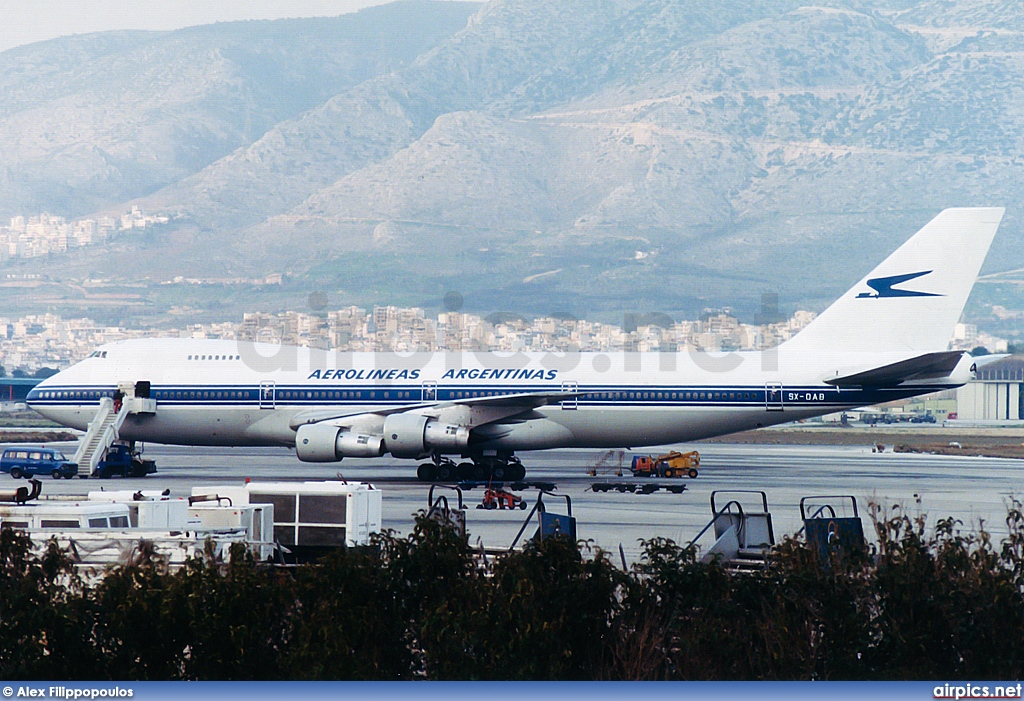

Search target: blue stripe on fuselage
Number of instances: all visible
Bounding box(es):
[27,383,952,409]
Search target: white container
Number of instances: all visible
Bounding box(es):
[192,481,382,548]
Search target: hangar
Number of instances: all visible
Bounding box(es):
[956,356,1024,421]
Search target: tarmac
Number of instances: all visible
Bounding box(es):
[10,439,1024,565]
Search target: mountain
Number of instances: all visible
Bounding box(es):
[0,1,481,220]
[2,0,1022,335]
[134,0,802,229]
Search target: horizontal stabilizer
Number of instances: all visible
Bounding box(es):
[824,350,966,387]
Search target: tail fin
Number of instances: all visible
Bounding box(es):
[783,207,1005,354]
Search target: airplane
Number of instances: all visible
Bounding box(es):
[27,207,1005,482]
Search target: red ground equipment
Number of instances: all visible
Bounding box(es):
[478,487,528,510]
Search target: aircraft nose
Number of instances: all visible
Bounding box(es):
[26,384,43,408]
[25,375,55,411]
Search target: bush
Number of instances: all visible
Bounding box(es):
[4,506,1024,680]
[0,530,95,679]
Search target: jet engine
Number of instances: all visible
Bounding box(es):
[383,413,470,458]
[295,423,384,462]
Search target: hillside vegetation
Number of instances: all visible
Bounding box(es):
[5,507,1024,679]
[1,0,1021,324]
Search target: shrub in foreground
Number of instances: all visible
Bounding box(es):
[3,505,1024,680]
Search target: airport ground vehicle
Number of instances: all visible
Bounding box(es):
[631,451,699,478]
[478,487,527,510]
[95,443,157,479]
[592,481,686,494]
[1,447,78,479]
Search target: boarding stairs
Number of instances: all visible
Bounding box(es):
[72,397,130,477]
[691,491,776,574]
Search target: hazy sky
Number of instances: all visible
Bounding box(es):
[0,0,447,53]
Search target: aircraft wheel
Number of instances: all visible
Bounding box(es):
[435,462,454,481]
[417,463,436,481]
[471,463,488,481]
[491,462,508,481]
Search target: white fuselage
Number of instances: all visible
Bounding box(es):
[28,338,960,459]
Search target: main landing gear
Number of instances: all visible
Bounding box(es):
[416,454,526,482]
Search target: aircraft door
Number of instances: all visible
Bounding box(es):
[259,381,276,410]
[422,381,437,401]
[765,382,783,411]
[561,380,578,410]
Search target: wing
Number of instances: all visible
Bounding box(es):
[289,390,585,430]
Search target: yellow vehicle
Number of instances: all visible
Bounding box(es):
[630,450,699,478]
